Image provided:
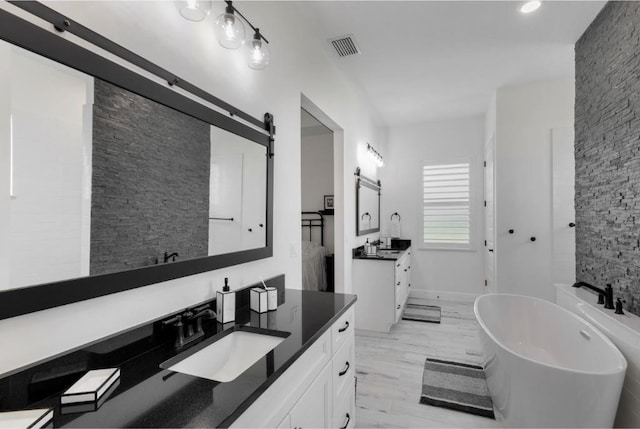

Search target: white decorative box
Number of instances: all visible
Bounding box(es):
[250,287,268,313]
[266,287,278,311]
[61,368,120,405]
[0,409,53,429]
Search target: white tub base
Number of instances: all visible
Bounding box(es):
[475,294,626,428]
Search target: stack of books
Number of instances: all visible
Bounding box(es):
[60,368,120,414]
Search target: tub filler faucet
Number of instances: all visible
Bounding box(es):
[572,281,614,310]
[603,284,614,310]
[164,251,179,263]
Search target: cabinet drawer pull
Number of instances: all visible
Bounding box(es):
[396,282,400,286]
[339,361,350,376]
[340,413,350,429]
[338,320,350,333]
[397,305,401,310]
[396,263,400,267]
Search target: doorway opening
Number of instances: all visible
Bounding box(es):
[300,95,345,293]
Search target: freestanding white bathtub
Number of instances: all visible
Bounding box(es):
[474,294,627,428]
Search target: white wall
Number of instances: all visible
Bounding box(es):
[382,116,485,296]
[4,47,92,289]
[0,1,384,377]
[301,126,334,253]
[494,79,574,301]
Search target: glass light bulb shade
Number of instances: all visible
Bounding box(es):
[214,12,245,49]
[178,0,211,22]
[247,38,270,70]
[520,0,541,14]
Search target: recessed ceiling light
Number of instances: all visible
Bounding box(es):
[520,0,541,14]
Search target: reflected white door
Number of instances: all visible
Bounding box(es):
[209,154,243,255]
[551,127,576,285]
[484,135,496,293]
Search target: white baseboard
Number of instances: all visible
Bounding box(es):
[409,289,480,304]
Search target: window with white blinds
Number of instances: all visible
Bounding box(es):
[422,162,471,248]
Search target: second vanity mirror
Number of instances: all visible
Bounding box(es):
[356,169,381,236]
[0,7,273,319]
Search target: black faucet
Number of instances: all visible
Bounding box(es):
[604,284,614,310]
[572,281,614,309]
[164,251,179,263]
[162,305,216,349]
[615,298,625,315]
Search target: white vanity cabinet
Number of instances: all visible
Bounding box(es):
[353,248,412,332]
[230,307,356,429]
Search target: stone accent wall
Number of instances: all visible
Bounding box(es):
[575,1,640,316]
[91,79,210,275]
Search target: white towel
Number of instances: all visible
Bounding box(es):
[391,217,401,238]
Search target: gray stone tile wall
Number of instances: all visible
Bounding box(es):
[91,79,210,275]
[575,1,640,316]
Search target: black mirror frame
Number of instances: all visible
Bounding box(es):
[0,5,274,320]
[355,169,381,236]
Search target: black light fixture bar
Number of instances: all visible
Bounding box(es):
[8,0,270,132]
[224,0,269,44]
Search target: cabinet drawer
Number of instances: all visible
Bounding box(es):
[230,330,332,428]
[332,307,354,354]
[333,334,355,396]
[333,378,355,429]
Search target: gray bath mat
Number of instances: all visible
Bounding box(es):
[420,358,495,419]
[402,303,441,323]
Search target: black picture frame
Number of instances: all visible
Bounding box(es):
[324,195,334,210]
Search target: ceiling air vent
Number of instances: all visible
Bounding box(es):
[329,34,361,58]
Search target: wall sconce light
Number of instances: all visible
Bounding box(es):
[180,0,270,70]
[367,143,384,167]
[178,0,211,22]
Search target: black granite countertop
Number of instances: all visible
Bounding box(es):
[352,239,412,260]
[0,286,356,428]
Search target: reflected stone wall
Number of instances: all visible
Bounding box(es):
[91,79,210,275]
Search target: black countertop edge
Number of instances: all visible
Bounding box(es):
[219,296,357,427]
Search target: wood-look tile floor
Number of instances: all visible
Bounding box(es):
[354,298,502,428]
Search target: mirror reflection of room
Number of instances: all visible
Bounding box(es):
[0,41,267,290]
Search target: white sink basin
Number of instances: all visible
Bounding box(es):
[161,328,289,383]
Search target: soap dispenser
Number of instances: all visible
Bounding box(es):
[216,278,235,324]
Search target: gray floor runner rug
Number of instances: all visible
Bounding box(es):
[402,303,441,323]
[420,358,495,419]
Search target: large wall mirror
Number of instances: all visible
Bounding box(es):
[356,169,381,236]
[0,7,274,320]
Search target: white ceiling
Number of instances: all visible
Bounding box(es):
[300,1,606,126]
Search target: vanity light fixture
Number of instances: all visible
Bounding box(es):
[247,29,270,70]
[214,0,245,49]
[180,0,271,70]
[520,0,542,14]
[179,0,211,22]
[367,143,384,168]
